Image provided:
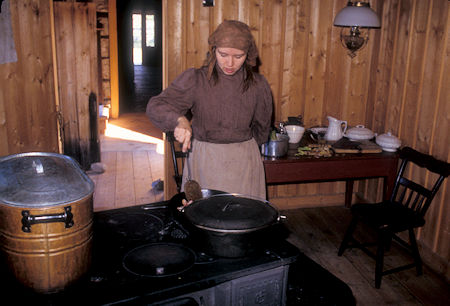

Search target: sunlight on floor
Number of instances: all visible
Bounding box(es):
[105,122,164,154]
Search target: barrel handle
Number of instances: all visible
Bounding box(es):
[21,206,74,233]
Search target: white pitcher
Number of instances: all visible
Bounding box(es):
[325,116,347,141]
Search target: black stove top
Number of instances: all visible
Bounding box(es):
[0,201,300,305]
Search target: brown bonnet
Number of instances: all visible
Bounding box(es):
[204,20,259,78]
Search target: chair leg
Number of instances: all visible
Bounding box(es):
[385,233,393,251]
[375,231,386,289]
[338,217,358,256]
[408,228,423,276]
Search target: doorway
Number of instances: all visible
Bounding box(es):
[116,0,162,114]
[90,0,164,210]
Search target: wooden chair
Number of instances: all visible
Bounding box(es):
[338,146,450,288]
[166,131,187,193]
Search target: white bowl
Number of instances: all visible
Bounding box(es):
[344,125,375,141]
[376,132,401,152]
[285,125,305,143]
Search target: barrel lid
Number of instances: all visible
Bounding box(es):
[0,152,94,207]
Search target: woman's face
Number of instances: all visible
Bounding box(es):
[215,47,247,75]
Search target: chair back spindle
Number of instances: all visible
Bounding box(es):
[390,147,449,218]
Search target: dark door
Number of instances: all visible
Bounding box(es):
[117,0,162,114]
[140,9,162,67]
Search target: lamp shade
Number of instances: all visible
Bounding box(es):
[334,5,380,28]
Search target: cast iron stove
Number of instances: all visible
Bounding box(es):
[1,200,300,305]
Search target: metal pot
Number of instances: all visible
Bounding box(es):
[181,194,284,258]
[261,134,289,157]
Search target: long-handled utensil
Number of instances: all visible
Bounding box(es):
[184,151,202,202]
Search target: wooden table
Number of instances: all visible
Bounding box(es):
[263,151,399,207]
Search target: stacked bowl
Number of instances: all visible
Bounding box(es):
[285,125,305,144]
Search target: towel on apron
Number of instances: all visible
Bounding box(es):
[181,138,266,200]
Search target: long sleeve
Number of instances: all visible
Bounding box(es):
[146,68,198,132]
[251,75,273,145]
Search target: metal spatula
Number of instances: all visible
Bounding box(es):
[184,151,202,202]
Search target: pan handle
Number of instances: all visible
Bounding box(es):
[21,206,74,233]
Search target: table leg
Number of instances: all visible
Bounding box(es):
[345,180,354,208]
[384,175,396,201]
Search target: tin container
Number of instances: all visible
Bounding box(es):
[0,152,94,293]
[261,134,289,157]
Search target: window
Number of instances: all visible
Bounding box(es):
[132,13,156,65]
[132,13,142,65]
[146,14,155,47]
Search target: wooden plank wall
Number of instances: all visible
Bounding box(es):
[0,0,59,155]
[161,0,449,279]
[54,2,99,170]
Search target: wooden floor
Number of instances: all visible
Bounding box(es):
[283,207,450,306]
[88,113,165,211]
[89,113,449,306]
[121,65,162,113]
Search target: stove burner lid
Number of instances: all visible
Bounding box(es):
[123,243,196,277]
[103,212,164,242]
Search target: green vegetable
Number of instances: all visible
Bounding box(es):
[270,130,278,141]
[297,146,312,151]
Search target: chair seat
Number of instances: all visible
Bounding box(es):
[351,201,425,233]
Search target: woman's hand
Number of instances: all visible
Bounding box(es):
[180,199,193,208]
[174,116,192,152]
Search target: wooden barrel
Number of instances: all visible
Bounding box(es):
[0,152,94,293]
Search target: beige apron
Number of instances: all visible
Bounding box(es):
[181,138,266,200]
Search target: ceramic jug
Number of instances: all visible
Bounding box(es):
[325,116,347,141]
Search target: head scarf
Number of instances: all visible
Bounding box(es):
[204,20,259,79]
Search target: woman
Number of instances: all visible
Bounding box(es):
[146,20,273,199]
